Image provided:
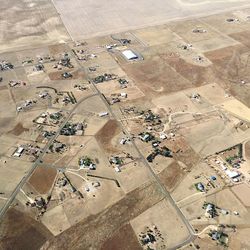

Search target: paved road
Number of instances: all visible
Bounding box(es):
[0,44,196,248]
[0,92,98,221]
[69,46,196,249]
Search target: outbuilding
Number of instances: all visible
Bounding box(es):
[122,50,138,60]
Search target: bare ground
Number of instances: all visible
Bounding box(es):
[48,69,84,81]
[205,44,250,107]
[164,136,200,169]
[158,161,185,192]
[100,223,142,250]
[28,166,57,194]
[245,140,250,160]
[0,208,52,250]
[95,119,121,153]
[8,123,29,136]
[41,181,164,250]
[229,31,250,49]
[121,54,193,99]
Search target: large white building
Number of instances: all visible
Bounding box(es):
[122,50,138,60]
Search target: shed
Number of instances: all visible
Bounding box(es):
[122,50,138,60]
[225,169,240,179]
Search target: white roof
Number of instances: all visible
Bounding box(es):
[17,147,24,153]
[99,112,108,117]
[122,50,138,60]
[225,169,240,179]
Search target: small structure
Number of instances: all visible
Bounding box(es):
[62,72,72,79]
[99,112,109,117]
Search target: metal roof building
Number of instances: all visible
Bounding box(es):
[122,50,138,60]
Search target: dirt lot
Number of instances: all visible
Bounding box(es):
[48,69,84,81]
[165,136,200,169]
[28,166,57,194]
[95,119,121,153]
[0,0,69,52]
[8,122,29,136]
[0,208,52,250]
[229,227,250,249]
[232,183,250,207]
[245,140,250,159]
[41,181,164,249]
[121,52,194,99]
[230,30,250,48]
[205,44,250,107]
[52,0,250,40]
[100,223,142,250]
[158,160,185,192]
[206,189,250,225]
[130,199,190,249]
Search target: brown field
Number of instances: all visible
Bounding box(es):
[41,181,164,250]
[100,223,142,250]
[205,44,250,107]
[0,208,52,250]
[245,140,250,159]
[95,119,121,153]
[121,53,193,98]
[229,228,250,250]
[28,166,57,194]
[164,137,200,169]
[8,123,29,136]
[165,56,220,86]
[232,183,250,207]
[48,69,84,81]
[229,31,250,48]
[158,161,185,192]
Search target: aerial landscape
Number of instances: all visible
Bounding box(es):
[1,0,250,249]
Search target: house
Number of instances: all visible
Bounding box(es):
[79,157,96,170]
[196,182,205,192]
